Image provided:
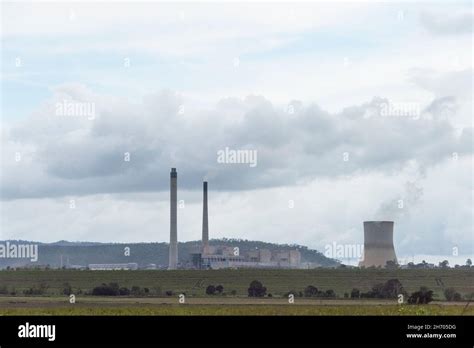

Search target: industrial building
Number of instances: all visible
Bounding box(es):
[180,174,302,269]
[88,263,138,270]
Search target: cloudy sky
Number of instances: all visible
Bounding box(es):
[1,1,472,264]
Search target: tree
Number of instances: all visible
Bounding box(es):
[408,287,434,304]
[350,288,360,299]
[119,287,131,296]
[206,285,216,295]
[248,280,267,297]
[439,260,449,269]
[92,283,119,296]
[215,285,224,294]
[382,279,406,298]
[466,259,472,267]
[131,286,141,296]
[360,279,406,299]
[385,260,398,269]
[304,285,319,297]
[62,283,72,296]
[444,288,462,302]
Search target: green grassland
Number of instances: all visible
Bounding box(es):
[2,304,472,316]
[1,268,473,315]
[0,268,473,298]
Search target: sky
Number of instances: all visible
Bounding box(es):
[1,1,473,264]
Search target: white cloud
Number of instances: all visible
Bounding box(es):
[1,1,472,259]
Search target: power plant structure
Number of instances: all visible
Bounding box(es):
[168,168,178,270]
[202,181,210,255]
[166,169,400,269]
[168,168,302,270]
[359,221,397,267]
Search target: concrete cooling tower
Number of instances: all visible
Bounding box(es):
[359,221,397,267]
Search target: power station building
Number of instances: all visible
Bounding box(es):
[168,168,302,270]
[166,169,402,270]
[88,263,138,271]
[359,221,398,267]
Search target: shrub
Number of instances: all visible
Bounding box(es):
[92,283,119,296]
[23,283,48,296]
[408,287,434,304]
[350,288,360,299]
[206,285,216,295]
[304,285,319,297]
[119,287,131,296]
[62,283,72,296]
[444,288,462,302]
[131,286,142,296]
[248,280,267,297]
[361,279,406,299]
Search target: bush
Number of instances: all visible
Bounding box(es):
[131,286,142,296]
[248,280,267,297]
[92,283,119,296]
[444,288,462,302]
[361,279,406,299]
[216,285,224,294]
[62,283,72,296]
[350,288,360,299]
[119,287,131,296]
[23,283,48,296]
[206,285,216,295]
[408,287,434,304]
[165,290,173,296]
[304,285,319,297]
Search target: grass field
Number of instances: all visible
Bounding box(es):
[0,268,472,298]
[0,296,472,315]
[0,269,472,315]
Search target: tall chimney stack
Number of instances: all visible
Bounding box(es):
[169,168,178,269]
[202,181,209,255]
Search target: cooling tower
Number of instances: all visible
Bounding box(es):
[202,181,210,255]
[359,221,397,267]
[169,168,178,270]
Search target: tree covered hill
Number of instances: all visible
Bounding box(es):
[0,239,339,269]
